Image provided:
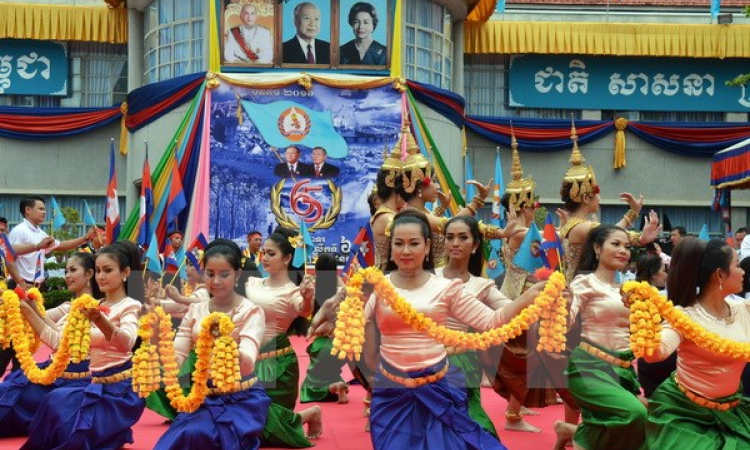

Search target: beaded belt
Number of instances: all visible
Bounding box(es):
[257,346,293,361]
[61,371,91,380]
[208,377,258,396]
[580,342,633,369]
[379,361,450,388]
[445,346,467,356]
[92,369,132,384]
[675,376,740,412]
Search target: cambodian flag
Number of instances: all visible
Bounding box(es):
[540,212,563,270]
[343,225,375,275]
[138,146,154,247]
[190,233,208,251]
[105,139,120,244]
[0,233,16,263]
[166,154,187,232]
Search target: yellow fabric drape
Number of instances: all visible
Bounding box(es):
[209,0,220,72]
[466,0,498,22]
[217,73,398,89]
[390,0,403,78]
[0,3,127,43]
[119,102,129,156]
[614,117,628,170]
[465,21,750,59]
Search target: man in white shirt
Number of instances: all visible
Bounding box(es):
[9,196,95,285]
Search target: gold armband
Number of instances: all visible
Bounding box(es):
[479,222,504,240]
[433,205,446,217]
[623,209,639,227]
[471,196,485,210]
[628,231,644,247]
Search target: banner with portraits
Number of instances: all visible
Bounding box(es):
[209,80,402,263]
[220,0,392,70]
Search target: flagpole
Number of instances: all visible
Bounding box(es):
[168,258,188,287]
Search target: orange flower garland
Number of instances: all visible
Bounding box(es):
[331,267,567,361]
[3,291,98,385]
[131,307,241,413]
[623,281,750,360]
[621,281,663,358]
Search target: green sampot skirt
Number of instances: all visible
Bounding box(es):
[448,350,499,438]
[566,342,647,450]
[647,374,750,450]
[145,350,197,420]
[300,336,346,403]
[256,333,299,411]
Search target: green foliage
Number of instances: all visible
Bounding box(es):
[50,207,83,259]
[534,206,548,229]
[44,288,72,310]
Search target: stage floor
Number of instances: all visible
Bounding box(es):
[0,336,564,450]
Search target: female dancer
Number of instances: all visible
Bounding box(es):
[300,253,348,403]
[641,237,750,449]
[365,209,546,450]
[372,140,405,270]
[492,143,560,433]
[153,239,271,450]
[0,252,99,437]
[436,215,509,437]
[633,253,675,398]
[21,241,145,450]
[245,227,321,445]
[566,225,647,450]
[145,257,210,420]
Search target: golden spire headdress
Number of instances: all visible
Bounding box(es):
[562,117,597,203]
[399,115,432,194]
[381,124,409,188]
[505,124,536,209]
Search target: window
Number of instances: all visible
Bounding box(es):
[71,42,128,108]
[144,0,205,84]
[405,0,453,90]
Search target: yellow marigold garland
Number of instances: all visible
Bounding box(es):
[623,281,750,360]
[3,291,98,385]
[621,281,663,358]
[331,268,567,361]
[131,307,241,413]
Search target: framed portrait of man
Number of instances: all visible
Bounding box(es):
[280,0,332,67]
[337,0,389,68]
[222,0,277,66]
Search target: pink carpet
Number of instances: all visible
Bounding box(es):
[0,337,564,450]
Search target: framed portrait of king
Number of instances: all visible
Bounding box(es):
[222,0,277,67]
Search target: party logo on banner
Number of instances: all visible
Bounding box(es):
[278,107,311,142]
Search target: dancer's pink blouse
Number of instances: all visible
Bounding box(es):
[569,273,631,352]
[435,268,511,332]
[245,277,306,345]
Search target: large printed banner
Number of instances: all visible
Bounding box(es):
[0,39,68,96]
[509,55,750,112]
[209,81,401,263]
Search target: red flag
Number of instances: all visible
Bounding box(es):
[0,233,16,263]
[541,213,562,270]
[166,154,187,231]
[105,139,120,244]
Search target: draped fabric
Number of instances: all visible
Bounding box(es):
[0,72,205,141]
[125,72,206,131]
[0,3,128,44]
[711,138,750,189]
[628,122,750,157]
[464,21,750,59]
[0,106,121,139]
[466,116,614,152]
[466,0,499,22]
[407,80,465,128]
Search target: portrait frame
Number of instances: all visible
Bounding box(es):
[336,0,390,69]
[280,0,334,68]
[221,0,278,67]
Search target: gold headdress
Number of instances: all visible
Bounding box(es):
[381,142,404,189]
[505,127,536,209]
[563,118,597,203]
[399,116,431,194]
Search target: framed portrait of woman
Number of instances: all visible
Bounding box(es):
[280,0,333,68]
[222,0,277,67]
[337,0,389,69]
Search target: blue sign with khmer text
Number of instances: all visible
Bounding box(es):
[0,39,68,96]
[509,55,750,112]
